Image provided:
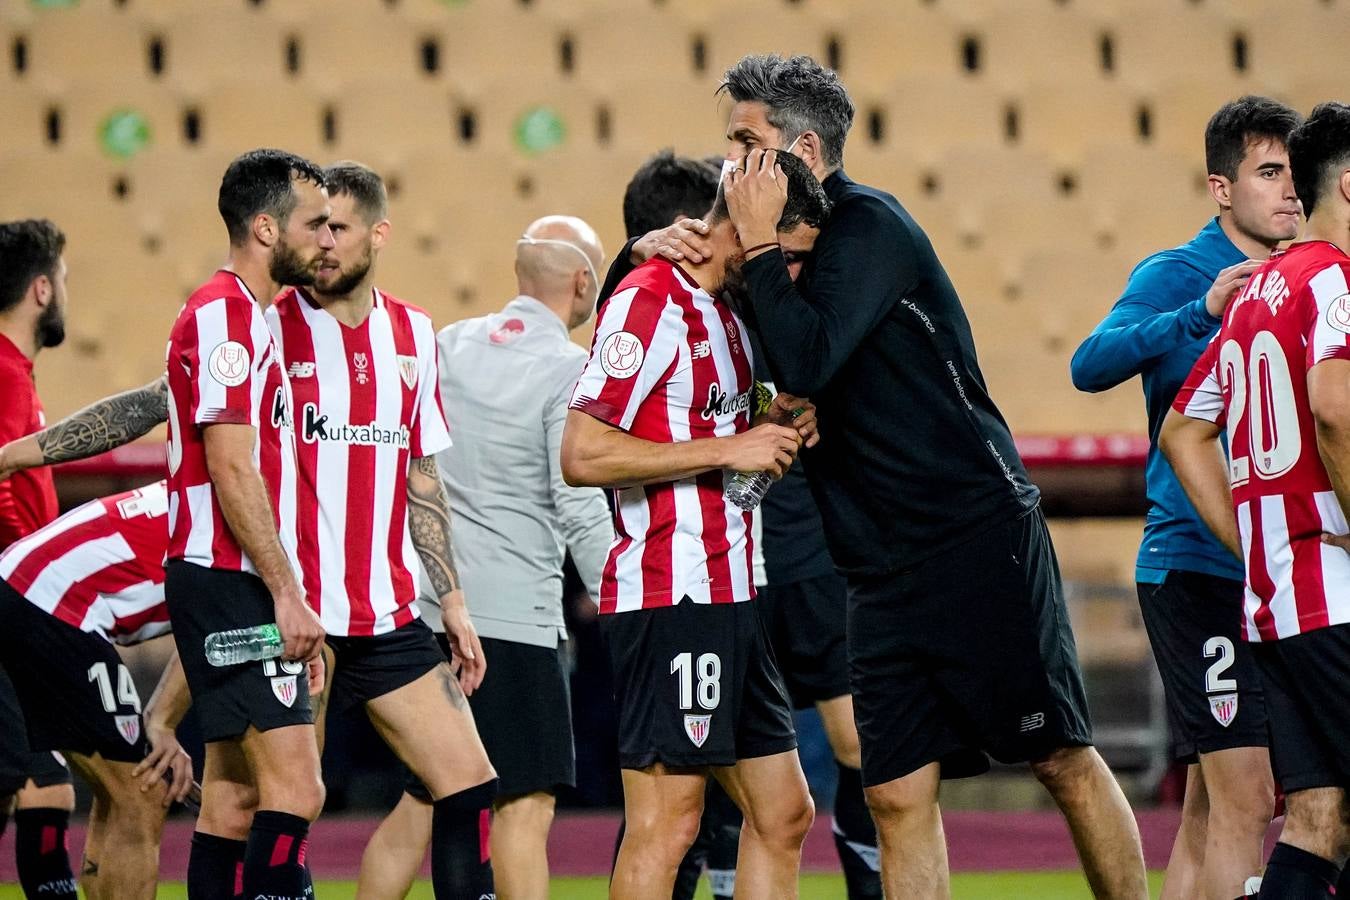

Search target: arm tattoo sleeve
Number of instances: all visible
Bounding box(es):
[408,455,461,597]
[36,376,170,464]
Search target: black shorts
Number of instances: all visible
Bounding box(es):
[0,666,70,794]
[848,507,1093,787]
[325,617,446,714]
[756,572,851,709]
[166,560,313,743]
[1137,571,1267,761]
[408,634,574,800]
[0,582,149,764]
[601,599,797,769]
[1252,624,1350,793]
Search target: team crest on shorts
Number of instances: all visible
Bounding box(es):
[114,714,141,745]
[683,714,711,748]
[271,675,298,708]
[1209,692,1238,728]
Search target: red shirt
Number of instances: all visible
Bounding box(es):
[165,271,298,574]
[570,260,756,614]
[0,332,59,550]
[0,481,169,645]
[267,287,451,637]
[1174,241,1350,641]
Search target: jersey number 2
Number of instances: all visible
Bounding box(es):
[1204,636,1238,694]
[671,652,721,710]
[1219,332,1302,486]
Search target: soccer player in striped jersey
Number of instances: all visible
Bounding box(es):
[1163,102,1350,900]
[271,161,497,899]
[0,480,194,899]
[561,152,827,899]
[0,161,498,899]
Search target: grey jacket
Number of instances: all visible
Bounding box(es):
[419,296,613,647]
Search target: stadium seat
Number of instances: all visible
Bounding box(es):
[561,9,693,88]
[433,11,565,91]
[21,7,155,90]
[328,79,458,157]
[1109,5,1249,91]
[181,80,327,159]
[1015,81,1145,166]
[298,16,426,88]
[157,11,289,93]
[888,75,1008,159]
[700,9,829,77]
[1139,78,1256,163]
[978,9,1110,88]
[826,6,965,83]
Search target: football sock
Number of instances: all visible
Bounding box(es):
[703,782,742,900]
[1259,842,1340,898]
[833,763,883,898]
[187,832,247,900]
[241,810,312,900]
[431,779,496,899]
[14,807,76,900]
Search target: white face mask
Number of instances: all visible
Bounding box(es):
[721,133,804,182]
[517,235,599,301]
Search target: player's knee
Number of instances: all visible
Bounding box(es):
[495,792,555,834]
[1208,777,1275,832]
[1029,745,1097,792]
[864,777,937,823]
[201,780,260,838]
[284,776,326,822]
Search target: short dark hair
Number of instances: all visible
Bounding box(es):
[0,219,65,315]
[218,148,326,246]
[622,150,721,237]
[323,160,389,223]
[1204,95,1301,181]
[1289,102,1350,218]
[718,54,855,169]
[710,151,832,232]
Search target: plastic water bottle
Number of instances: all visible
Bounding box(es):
[204,624,283,667]
[725,471,773,511]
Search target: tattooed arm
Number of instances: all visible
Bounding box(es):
[0,375,169,480]
[407,454,485,694]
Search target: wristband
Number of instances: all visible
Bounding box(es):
[743,241,780,256]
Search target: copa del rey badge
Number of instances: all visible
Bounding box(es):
[271,675,298,708]
[114,714,141,745]
[684,714,712,748]
[1209,692,1238,728]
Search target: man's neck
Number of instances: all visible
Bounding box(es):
[222,251,280,310]
[1217,209,1278,259]
[681,255,727,298]
[0,316,37,361]
[1302,212,1350,257]
[311,280,376,328]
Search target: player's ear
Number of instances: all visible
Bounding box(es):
[797,131,822,170]
[1338,168,1350,206]
[1207,173,1233,210]
[253,212,278,248]
[370,219,391,251]
[29,273,51,307]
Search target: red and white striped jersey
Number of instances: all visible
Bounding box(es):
[165,271,299,574]
[0,481,170,645]
[1174,241,1350,641]
[570,259,756,614]
[267,287,451,637]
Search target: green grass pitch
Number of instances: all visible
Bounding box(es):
[0,872,1168,898]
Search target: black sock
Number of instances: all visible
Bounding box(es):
[1259,842,1341,898]
[242,810,312,900]
[703,782,742,900]
[833,763,883,899]
[14,807,76,900]
[187,832,248,900]
[431,779,496,899]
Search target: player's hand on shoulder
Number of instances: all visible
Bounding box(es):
[134,721,194,807]
[758,393,820,449]
[722,422,801,479]
[274,585,325,662]
[633,218,713,266]
[1322,531,1350,554]
[440,589,487,696]
[1205,259,1262,318]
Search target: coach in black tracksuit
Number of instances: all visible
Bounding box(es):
[711,54,1149,898]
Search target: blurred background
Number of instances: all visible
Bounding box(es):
[1,0,1344,892]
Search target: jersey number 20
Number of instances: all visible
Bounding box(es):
[1220,332,1302,486]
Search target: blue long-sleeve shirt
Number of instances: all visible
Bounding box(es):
[1070,217,1246,584]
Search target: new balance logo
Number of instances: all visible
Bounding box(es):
[1018,712,1045,733]
[692,340,712,360]
[287,362,315,378]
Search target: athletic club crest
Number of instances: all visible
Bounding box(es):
[683,714,711,748]
[114,714,141,745]
[396,354,418,389]
[1209,692,1238,728]
[271,675,298,708]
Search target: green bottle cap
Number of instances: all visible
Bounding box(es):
[99,109,151,159]
[514,106,565,155]
[260,623,282,644]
